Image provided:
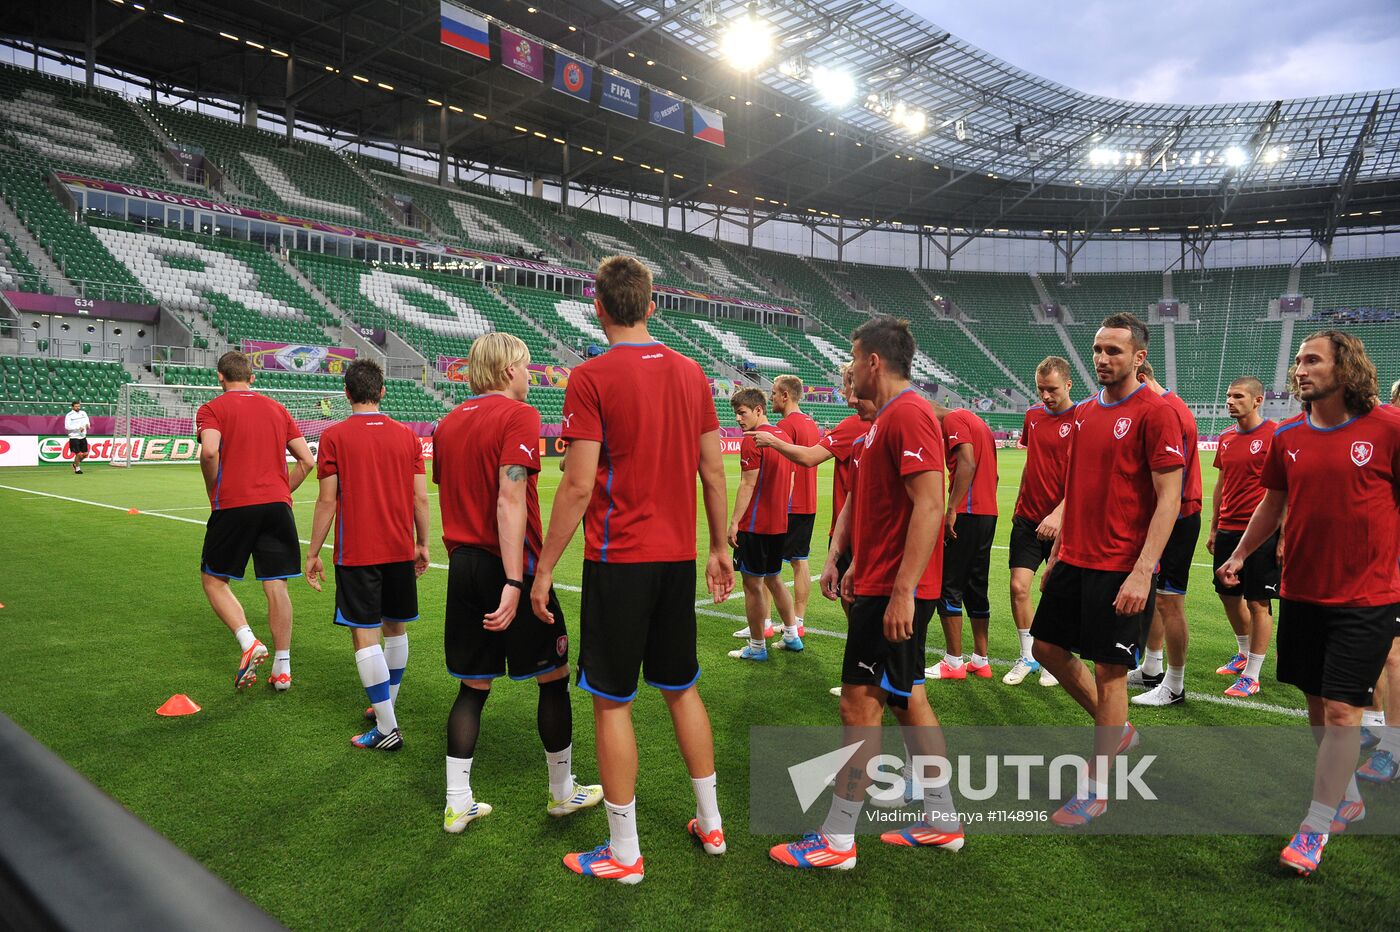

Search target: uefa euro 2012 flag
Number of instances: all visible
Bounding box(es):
[440,1,490,60]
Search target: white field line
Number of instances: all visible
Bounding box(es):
[1,483,1295,717]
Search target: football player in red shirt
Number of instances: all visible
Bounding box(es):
[771,374,820,634]
[1004,356,1076,687]
[726,389,801,660]
[195,351,315,691]
[305,359,429,751]
[924,400,999,682]
[772,317,963,872]
[430,332,602,834]
[1218,331,1400,876]
[1129,361,1202,708]
[1031,314,1183,827]
[531,256,734,884]
[1207,376,1278,698]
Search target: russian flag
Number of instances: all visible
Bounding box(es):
[440,1,490,60]
[692,104,726,148]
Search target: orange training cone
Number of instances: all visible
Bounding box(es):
[127,508,140,515]
[157,694,201,716]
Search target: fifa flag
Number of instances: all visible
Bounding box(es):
[649,90,686,133]
[500,27,544,82]
[440,2,490,60]
[600,75,641,119]
[692,104,726,147]
[552,52,592,101]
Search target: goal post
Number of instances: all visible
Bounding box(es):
[112,383,353,466]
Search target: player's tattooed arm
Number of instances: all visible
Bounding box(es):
[505,465,529,481]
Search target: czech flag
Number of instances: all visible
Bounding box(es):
[692,104,726,148]
[440,1,490,60]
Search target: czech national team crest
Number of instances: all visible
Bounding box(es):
[1351,440,1374,466]
[1059,422,1072,438]
[1249,438,1264,455]
[1113,417,1132,439]
[557,635,569,656]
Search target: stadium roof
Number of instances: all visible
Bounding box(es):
[4,0,1399,245]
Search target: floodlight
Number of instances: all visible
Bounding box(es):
[811,66,856,108]
[721,13,774,71]
[1224,146,1247,167]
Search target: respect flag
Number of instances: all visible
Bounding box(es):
[649,90,686,133]
[440,2,490,60]
[692,103,726,147]
[552,51,593,101]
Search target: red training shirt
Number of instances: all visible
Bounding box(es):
[1262,409,1400,606]
[1015,401,1077,523]
[942,408,999,516]
[738,424,794,536]
[195,390,302,510]
[1161,390,1202,518]
[1212,419,1276,532]
[316,412,425,566]
[851,389,945,599]
[434,393,544,573]
[821,414,866,535]
[778,410,820,515]
[1057,384,1185,573]
[561,342,720,563]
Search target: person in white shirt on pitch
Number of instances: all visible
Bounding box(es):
[65,401,91,474]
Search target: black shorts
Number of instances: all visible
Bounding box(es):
[1008,514,1054,571]
[1275,599,1399,707]
[783,513,816,562]
[445,546,567,682]
[201,502,300,581]
[941,513,996,617]
[1212,529,1281,602]
[68,437,89,454]
[1030,561,1157,668]
[1156,513,1202,595]
[577,560,698,701]
[734,531,785,577]
[842,595,935,709]
[334,561,419,628]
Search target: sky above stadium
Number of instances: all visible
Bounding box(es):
[907,0,1400,104]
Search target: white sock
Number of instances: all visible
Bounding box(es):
[446,755,473,807]
[605,799,641,865]
[354,645,397,732]
[1362,710,1386,728]
[383,633,408,704]
[692,772,722,833]
[1377,725,1400,755]
[1077,773,1110,801]
[820,794,862,851]
[795,616,804,628]
[1302,799,1335,834]
[1017,629,1034,660]
[784,624,799,639]
[1236,634,1250,654]
[233,625,256,652]
[921,781,960,831]
[1344,773,1363,803]
[546,745,574,801]
[1164,665,1186,694]
[943,653,965,669]
[1243,652,1266,680]
[272,649,290,678]
[764,616,773,631]
[1143,649,1164,677]
[749,637,766,651]
[970,653,988,668]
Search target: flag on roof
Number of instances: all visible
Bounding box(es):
[440,2,490,60]
[692,104,726,147]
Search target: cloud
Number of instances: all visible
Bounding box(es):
[901,0,1400,103]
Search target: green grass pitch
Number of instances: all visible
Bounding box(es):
[1,452,1397,930]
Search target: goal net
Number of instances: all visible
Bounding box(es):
[112,383,352,466]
